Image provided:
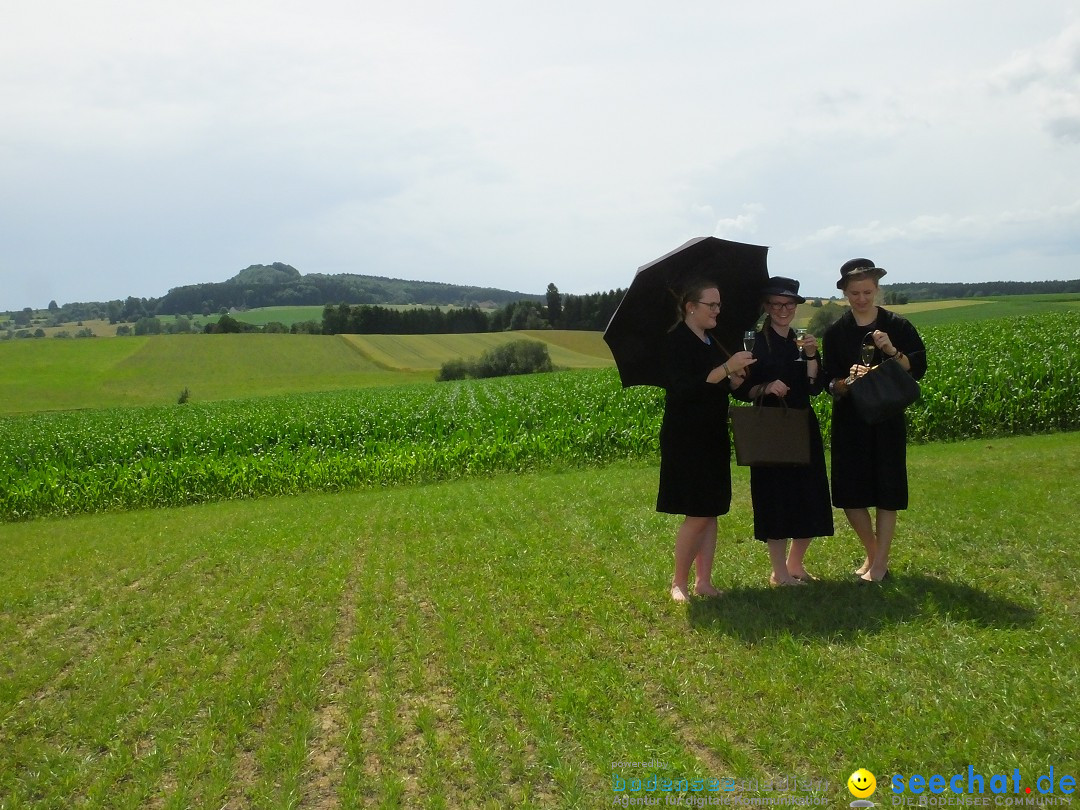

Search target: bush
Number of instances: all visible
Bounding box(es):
[437,340,553,381]
[807,302,846,336]
[436,359,471,382]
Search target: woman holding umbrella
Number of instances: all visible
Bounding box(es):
[658,280,756,602]
[735,276,833,586]
[823,258,927,583]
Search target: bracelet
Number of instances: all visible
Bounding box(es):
[722,362,730,377]
[803,353,819,361]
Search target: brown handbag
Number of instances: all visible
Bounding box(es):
[729,398,811,467]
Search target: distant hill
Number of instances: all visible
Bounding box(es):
[16,263,547,323]
[153,263,545,315]
[884,279,1080,301]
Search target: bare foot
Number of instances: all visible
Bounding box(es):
[694,582,724,598]
[853,559,872,577]
[769,573,805,587]
[670,583,691,603]
[787,568,817,582]
[859,566,889,583]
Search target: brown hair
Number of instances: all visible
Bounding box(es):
[676,279,721,322]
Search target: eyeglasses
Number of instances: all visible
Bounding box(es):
[695,300,722,311]
[765,301,798,311]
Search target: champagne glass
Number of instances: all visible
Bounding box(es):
[860,343,876,368]
[794,327,808,362]
[742,330,756,352]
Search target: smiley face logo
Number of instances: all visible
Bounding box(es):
[848,768,877,798]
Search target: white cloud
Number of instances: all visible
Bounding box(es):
[713,204,765,238]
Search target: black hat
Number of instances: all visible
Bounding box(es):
[762,276,806,303]
[836,258,886,290]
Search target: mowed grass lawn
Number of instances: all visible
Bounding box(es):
[2,433,1077,808]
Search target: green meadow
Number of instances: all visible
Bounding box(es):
[1,297,1078,807]
[892,293,1080,327]
[2,435,1077,807]
[0,331,611,415]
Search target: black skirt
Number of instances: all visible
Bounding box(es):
[656,323,733,517]
[822,308,927,510]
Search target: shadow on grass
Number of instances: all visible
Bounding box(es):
[686,573,1037,643]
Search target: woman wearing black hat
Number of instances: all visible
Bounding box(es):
[735,276,834,586]
[823,259,927,583]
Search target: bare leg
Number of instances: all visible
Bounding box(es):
[863,509,896,581]
[767,539,803,586]
[844,507,877,575]
[786,538,813,580]
[672,516,709,602]
[693,518,723,596]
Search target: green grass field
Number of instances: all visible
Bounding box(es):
[2,433,1077,807]
[0,334,432,414]
[791,292,1080,326]
[0,331,612,415]
[342,331,612,372]
[2,297,1078,807]
[892,293,1080,327]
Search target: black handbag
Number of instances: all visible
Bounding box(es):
[848,356,921,424]
[729,398,811,467]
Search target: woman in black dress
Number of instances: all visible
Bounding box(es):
[736,277,834,586]
[823,258,927,583]
[657,280,755,602]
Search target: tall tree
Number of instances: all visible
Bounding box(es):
[545,283,562,326]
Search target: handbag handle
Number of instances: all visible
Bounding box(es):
[753,393,789,412]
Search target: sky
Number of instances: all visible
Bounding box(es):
[2,0,1079,311]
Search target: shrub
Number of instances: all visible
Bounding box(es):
[436,359,471,382]
[807,302,846,336]
[437,340,553,381]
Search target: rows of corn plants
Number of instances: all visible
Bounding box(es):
[2,312,1078,522]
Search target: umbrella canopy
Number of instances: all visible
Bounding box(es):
[603,236,770,388]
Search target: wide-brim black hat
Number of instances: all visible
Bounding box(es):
[836,258,886,289]
[762,275,806,303]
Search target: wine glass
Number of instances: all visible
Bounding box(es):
[742,330,756,352]
[860,343,876,368]
[794,327,808,362]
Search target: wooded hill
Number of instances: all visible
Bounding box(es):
[155,263,545,314]
[39,263,547,323]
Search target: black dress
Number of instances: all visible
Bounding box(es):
[656,322,734,518]
[822,308,927,510]
[734,327,834,541]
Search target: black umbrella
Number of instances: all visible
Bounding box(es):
[603,236,770,388]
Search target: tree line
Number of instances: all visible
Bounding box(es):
[885,279,1080,300]
[320,286,624,335]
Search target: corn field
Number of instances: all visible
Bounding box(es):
[2,313,1077,522]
